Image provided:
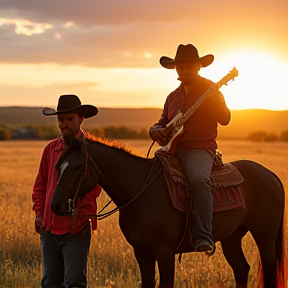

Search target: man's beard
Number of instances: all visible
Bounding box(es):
[177,74,197,85]
[61,128,79,147]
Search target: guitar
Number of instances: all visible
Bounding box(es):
[160,67,239,153]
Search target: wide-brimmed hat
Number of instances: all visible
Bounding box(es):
[160,44,214,69]
[42,94,98,119]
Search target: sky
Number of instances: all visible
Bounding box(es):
[0,0,288,111]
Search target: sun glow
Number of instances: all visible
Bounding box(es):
[201,51,288,110]
[1,51,287,110]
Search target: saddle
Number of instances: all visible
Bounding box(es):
[155,150,245,213]
[155,150,245,254]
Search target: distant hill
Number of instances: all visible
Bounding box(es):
[0,106,287,139]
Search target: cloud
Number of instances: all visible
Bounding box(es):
[0,18,52,36]
[0,0,287,67]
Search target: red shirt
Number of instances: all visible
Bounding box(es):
[154,76,231,152]
[32,135,101,234]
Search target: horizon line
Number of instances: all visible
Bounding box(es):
[0,105,288,112]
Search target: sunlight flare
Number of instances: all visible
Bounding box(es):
[1,51,287,110]
[201,51,288,110]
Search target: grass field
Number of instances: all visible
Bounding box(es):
[0,140,287,288]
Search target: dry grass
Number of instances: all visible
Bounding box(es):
[0,140,287,288]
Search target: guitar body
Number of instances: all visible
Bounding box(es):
[159,67,238,154]
[161,111,183,153]
[161,126,183,153]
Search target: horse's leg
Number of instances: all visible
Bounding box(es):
[248,207,282,287]
[258,244,277,288]
[220,225,250,288]
[251,231,278,288]
[155,245,175,288]
[134,247,156,288]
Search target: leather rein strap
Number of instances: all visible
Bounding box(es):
[72,149,162,222]
[69,150,89,232]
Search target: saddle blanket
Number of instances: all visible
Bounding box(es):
[155,150,245,213]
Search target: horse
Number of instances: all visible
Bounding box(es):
[51,136,287,288]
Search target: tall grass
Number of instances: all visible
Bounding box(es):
[0,140,287,287]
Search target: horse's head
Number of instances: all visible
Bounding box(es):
[51,138,99,216]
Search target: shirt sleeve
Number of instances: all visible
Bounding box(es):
[151,97,170,128]
[32,146,49,217]
[213,90,231,126]
[84,185,102,231]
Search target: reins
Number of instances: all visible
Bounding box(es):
[68,151,89,216]
[68,150,89,232]
[146,140,155,158]
[71,145,162,222]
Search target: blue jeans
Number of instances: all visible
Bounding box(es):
[175,149,214,244]
[40,226,91,288]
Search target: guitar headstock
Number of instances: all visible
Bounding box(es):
[218,67,239,87]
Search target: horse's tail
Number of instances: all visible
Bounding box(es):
[275,175,288,288]
[257,176,287,288]
[256,213,287,288]
[275,213,288,288]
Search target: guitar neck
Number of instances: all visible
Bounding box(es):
[182,83,218,123]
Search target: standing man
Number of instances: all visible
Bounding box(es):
[149,44,231,252]
[32,94,102,288]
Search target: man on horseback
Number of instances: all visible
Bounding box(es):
[149,44,231,252]
[32,95,102,288]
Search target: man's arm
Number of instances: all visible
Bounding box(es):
[148,98,175,146]
[32,147,48,234]
[149,124,175,146]
[207,89,231,125]
[83,185,102,232]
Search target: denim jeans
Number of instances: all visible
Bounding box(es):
[40,226,91,288]
[175,148,214,244]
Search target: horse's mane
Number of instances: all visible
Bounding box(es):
[85,133,142,157]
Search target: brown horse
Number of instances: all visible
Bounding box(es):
[51,136,287,288]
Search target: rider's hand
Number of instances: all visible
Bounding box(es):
[149,125,175,146]
[35,216,45,235]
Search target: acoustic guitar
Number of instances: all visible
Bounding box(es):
[161,67,239,153]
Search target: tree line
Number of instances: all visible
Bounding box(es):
[0,124,150,140]
[0,124,288,142]
[247,130,288,142]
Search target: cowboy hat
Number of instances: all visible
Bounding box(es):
[160,44,214,69]
[42,94,98,119]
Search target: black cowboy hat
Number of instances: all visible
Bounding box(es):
[42,94,98,119]
[160,44,214,69]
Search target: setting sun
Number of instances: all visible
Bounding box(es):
[0,0,287,111]
[201,51,288,111]
[1,50,287,110]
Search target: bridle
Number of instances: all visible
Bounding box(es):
[67,146,162,231]
[67,150,89,216]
